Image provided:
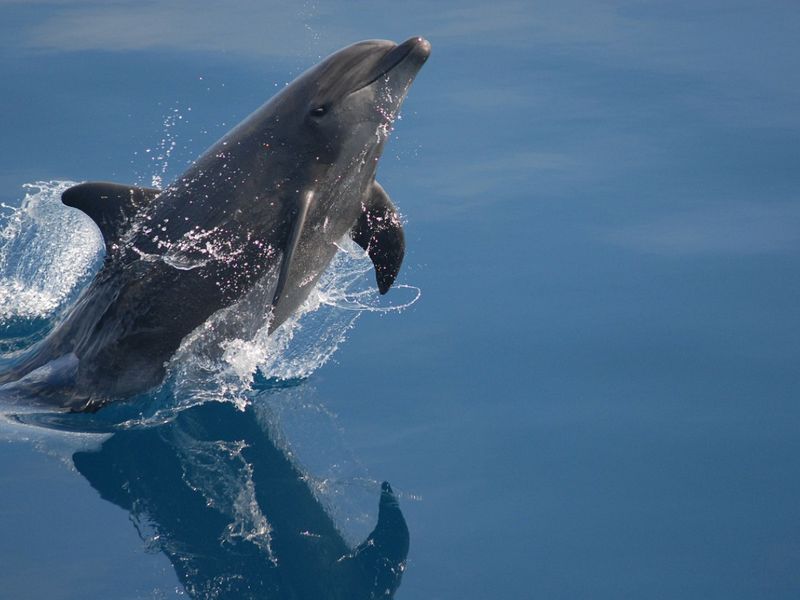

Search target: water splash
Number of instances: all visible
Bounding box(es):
[221,238,420,384]
[140,103,190,189]
[0,182,103,352]
[0,181,103,321]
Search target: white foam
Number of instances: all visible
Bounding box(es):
[0,181,103,322]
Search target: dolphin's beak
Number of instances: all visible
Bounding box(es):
[408,36,432,61]
[383,36,431,76]
[394,36,431,65]
[356,37,431,94]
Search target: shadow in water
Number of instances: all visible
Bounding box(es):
[71,401,409,599]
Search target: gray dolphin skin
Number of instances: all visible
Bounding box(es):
[0,37,431,411]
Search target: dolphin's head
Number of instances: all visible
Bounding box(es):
[245,37,429,330]
[267,37,431,173]
[302,36,431,140]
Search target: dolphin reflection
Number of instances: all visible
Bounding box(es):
[71,401,409,599]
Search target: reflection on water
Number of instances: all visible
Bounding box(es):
[71,400,409,599]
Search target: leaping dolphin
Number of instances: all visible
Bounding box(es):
[0,37,431,410]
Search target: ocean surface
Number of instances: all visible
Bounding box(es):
[1,2,800,599]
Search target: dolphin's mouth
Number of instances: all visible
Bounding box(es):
[352,37,431,94]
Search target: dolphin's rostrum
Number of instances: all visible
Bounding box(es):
[0,37,431,410]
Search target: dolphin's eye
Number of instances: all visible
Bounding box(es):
[310,105,327,117]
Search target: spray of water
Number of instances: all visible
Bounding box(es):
[0,181,103,324]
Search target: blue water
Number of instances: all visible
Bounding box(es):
[2,2,800,599]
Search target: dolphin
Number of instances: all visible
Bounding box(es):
[0,37,431,411]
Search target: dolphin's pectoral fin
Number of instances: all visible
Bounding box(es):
[62,182,161,251]
[341,481,410,594]
[272,190,313,307]
[350,181,405,294]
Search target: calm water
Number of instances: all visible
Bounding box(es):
[2,2,800,599]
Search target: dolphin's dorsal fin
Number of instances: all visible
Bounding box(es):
[351,182,405,294]
[62,182,161,252]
